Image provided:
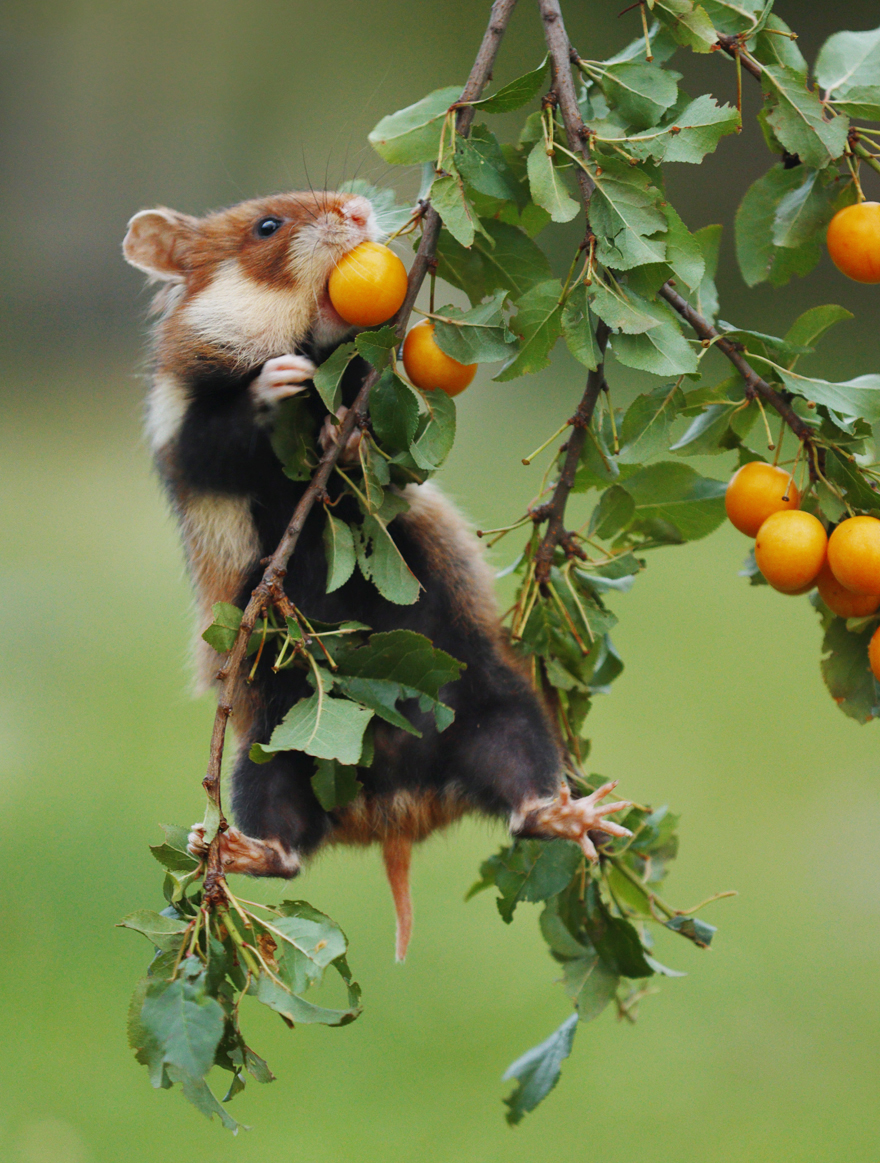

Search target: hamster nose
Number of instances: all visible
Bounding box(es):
[344,195,372,229]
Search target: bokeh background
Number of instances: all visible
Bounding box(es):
[2,2,879,1160]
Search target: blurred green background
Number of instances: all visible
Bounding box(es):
[2,2,880,1160]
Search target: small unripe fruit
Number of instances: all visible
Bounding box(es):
[725,461,799,537]
[816,560,880,618]
[827,516,880,596]
[328,242,408,327]
[869,627,880,681]
[826,202,880,284]
[754,510,827,594]
[402,320,477,396]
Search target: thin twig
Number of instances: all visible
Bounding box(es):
[199,0,520,904]
[538,0,596,207]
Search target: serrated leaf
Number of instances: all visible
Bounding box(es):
[589,279,660,334]
[168,1069,246,1132]
[829,86,880,121]
[409,388,456,470]
[355,327,397,370]
[819,614,879,724]
[771,168,840,250]
[561,284,601,370]
[368,86,461,164]
[435,219,553,304]
[617,382,686,463]
[761,65,849,169]
[495,280,563,380]
[649,0,717,53]
[588,161,667,271]
[311,758,363,810]
[659,202,705,289]
[455,124,524,203]
[563,951,619,1020]
[201,601,242,654]
[431,293,517,363]
[358,512,422,605]
[470,56,549,114]
[595,60,679,130]
[313,342,356,413]
[624,461,727,540]
[735,165,824,286]
[612,300,699,376]
[371,368,420,453]
[141,968,225,1081]
[254,973,360,1027]
[323,512,356,593]
[701,0,764,36]
[670,402,736,455]
[661,95,740,163]
[270,393,318,482]
[485,840,583,923]
[776,369,880,424]
[691,223,722,324]
[337,629,464,697]
[815,26,880,98]
[118,910,190,952]
[527,140,580,223]
[430,170,477,248]
[589,485,636,539]
[260,690,373,764]
[502,1014,578,1126]
[784,304,853,352]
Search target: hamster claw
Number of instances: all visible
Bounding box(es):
[320,407,362,463]
[516,780,633,862]
[186,823,301,878]
[250,353,316,406]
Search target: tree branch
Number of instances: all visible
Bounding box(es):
[715,33,763,81]
[657,282,819,476]
[538,0,595,207]
[200,0,519,903]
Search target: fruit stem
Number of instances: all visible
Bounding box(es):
[639,2,653,62]
[522,418,573,466]
[844,149,866,203]
[852,141,880,180]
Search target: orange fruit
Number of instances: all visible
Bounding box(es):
[402,320,476,397]
[725,461,799,537]
[869,627,880,681]
[826,202,880,284]
[816,560,880,618]
[328,242,408,327]
[754,510,827,594]
[827,515,880,595]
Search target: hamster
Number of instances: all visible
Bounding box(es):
[123,188,631,959]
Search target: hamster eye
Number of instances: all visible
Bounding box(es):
[255,216,283,238]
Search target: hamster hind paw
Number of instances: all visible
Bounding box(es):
[515,781,632,861]
[250,354,316,406]
[319,406,363,463]
[187,823,301,878]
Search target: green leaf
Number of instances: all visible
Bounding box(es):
[431,293,517,364]
[771,168,840,250]
[820,613,879,724]
[752,15,807,74]
[776,369,880,425]
[435,220,553,304]
[691,223,722,324]
[735,165,824,287]
[358,511,422,605]
[648,0,717,53]
[670,402,736,455]
[700,0,765,36]
[313,342,356,413]
[355,327,397,371]
[659,202,706,289]
[661,95,740,164]
[253,973,360,1027]
[336,628,464,721]
[270,394,317,482]
[561,284,601,370]
[502,1014,578,1126]
[323,512,356,593]
[455,124,524,203]
[612,300,699,376]
[617,382,686,464]
[141,966,225,1081]
[150,823,200,873]
[118,910,190,952]
[168,1069,246,1133]
[494,280,563,380]
[469,56,549,114]
[829,86,880,121]
[624,462,727,540]
[588,161,667,271]
[268,900,350,988]
[371,368,420,453]
[825,450,880,512]
[409,389,456,471]
[260,690,373,765]
[562,951,620,1020]
[368,86,461,164]
[358,434,387,514]
[311,759,363,810]
[201,601,242,654]
[815,26,880,98]
[761,65,849,169]
[483,840,583,923]
[596,61,679,130]
[334,675,424,735]
[589,485,636,539]
[527,140,580,223]
[589,279,659,335]
[430,170,477,248]
[665,915,717,947]
[784,304,854,353]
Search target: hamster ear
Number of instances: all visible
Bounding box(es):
[123,208,197,280]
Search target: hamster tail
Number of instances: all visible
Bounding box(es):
[382,835,413,963]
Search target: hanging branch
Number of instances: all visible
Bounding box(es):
[657,283,819,479]
[200,0,519,905]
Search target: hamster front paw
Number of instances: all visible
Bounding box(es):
[187,823,301,877]
[319,406,363,463]
[250,354,316,406]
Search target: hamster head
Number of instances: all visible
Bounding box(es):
[123,191,379,366]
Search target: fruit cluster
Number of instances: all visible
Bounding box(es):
[726,461,880,677]
[328,242,476,396]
